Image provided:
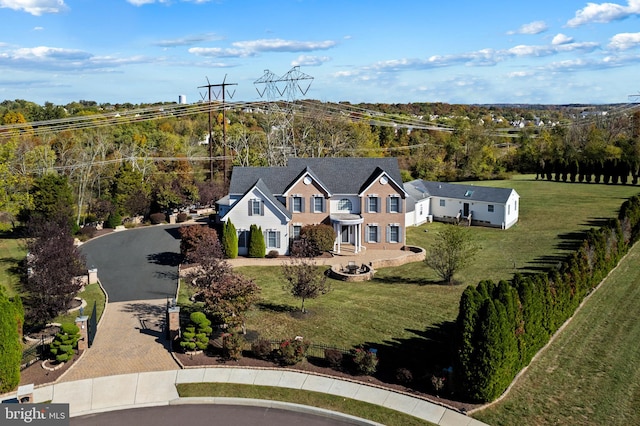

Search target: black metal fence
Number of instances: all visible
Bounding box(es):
[21,337,47,370]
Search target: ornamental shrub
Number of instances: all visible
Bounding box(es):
[150,212,166,225]
[248,224,265,258]
[299,224,335,256]
[324,348,344,370]
[0,292,23,392]
[49,323,80,363]
[351,347,378,375]
[176,212,189,223]
[105,212,122,228]
[251,339,273,360]
[277,337,310,365]
[222,219,238,259]
[222,332,245,360]
[180,312,212,352]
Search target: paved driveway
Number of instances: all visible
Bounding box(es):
[80,225,182,302]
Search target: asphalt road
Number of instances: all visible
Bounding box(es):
[71,405,365,426]
[79,225,182,302]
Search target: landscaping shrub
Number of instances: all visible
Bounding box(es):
[150,212,166,225]
[105,212,122,228]
[0,292,22,392]
[222,332,245,360]
[324,348,344,370]
[351,347,378,375]
[49,323,80,363]
[277,337,310,365]
[176,212,189,223]
[79,225,97,239]
[395,368,414,385]
[248,224,265,258]
[266,250,279,258]
[251,338,273,360]
[299,224,335,256]
[222,219,238,259]
[180,312,212,352]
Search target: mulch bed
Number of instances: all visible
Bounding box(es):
[173,344,480,413]
[19,352,83,387]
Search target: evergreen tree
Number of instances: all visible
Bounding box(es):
[248,224,265,258]
[0,290,23,393]
[222,219,238,259]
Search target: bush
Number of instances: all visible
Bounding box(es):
[251,339,273,360]
[395,368,413,385]
[0,293,22,392]
[222,332,245,360]
[222,219,238,259]
[351,347,378,375]
[79,225,97,240]
[324,348,344,370]
[49,323,80,363]
[298,224,335,256]
[277,337,310,365]
[180,312,212,352]
[248,224,265,258]
[176,212,189,223]
[266,250,279,258]
[150,212,166,225]
[105,212,122,228]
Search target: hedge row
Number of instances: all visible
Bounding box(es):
[0,292,23,393]
[455,194,640,402]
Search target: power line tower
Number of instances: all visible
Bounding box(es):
[198,75,237,183]
[254,66,313,165]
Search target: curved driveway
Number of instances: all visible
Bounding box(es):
[81,225,181,302]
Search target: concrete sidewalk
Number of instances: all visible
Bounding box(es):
[23,368,487,426]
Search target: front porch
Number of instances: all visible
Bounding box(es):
[330,213,364,254]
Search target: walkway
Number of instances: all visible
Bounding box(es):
[59,299,179,382]
[31,368,486,426]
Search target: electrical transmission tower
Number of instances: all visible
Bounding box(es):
[198,75,237,183]
[254,66,313,166]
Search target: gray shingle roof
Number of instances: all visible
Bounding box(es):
[229,157,404,196]
[407,180,517,204]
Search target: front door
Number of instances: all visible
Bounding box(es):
[463,203,470,217]
[341,225,350,243]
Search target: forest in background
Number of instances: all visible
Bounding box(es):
[1,98,639,230]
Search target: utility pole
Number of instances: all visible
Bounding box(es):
[199,75,237,184]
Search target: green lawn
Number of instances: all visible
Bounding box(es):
[177,383,436,426]
[472,239,640,426]
[0,233,24,297]
[226,176,640,352]
[53,283,106,325]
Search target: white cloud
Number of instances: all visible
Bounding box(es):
[552,33,574,45]
[608,32,640,50]
[11,46,90,60]
[33,26,44,31]
[232,38,337,53]
[0,0,67,15]
[187,47,252,58]
[291,55,331,67]
[508,20,548,35]
[154,33,221,48]
[567,0,640,27]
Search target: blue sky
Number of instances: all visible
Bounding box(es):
[1,0,639,106]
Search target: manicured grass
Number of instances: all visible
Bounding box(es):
[53,283,106,325]
[230,176,640,352]
[176,383,436,426]
[472,241,640,426]
[0,233,25,297]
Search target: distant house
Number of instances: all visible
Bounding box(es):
[217,157,407,255]
[404,180,520,229]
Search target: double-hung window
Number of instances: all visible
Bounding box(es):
[387,195,401,213]
[266,230,280,249]
[367,195,379,213]
[367,224,379,243]
[386,224,401,243]
[291,196,304,213]
[249,199,263,216]
[488,204,494,213]
[313,196,324,213]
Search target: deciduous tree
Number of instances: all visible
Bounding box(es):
[281,257,331,313]
[425,225,479,285]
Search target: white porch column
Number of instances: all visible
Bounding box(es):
[355,223,361,253]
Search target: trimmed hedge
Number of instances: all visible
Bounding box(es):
[248,224,265,258]
[222,219,238,259]
[0,292,23,392]
[455,194,640,402]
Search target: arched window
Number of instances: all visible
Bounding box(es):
[338,198,352,211]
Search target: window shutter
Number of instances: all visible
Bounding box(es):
[301,198,305,213]
[289,196,293,210]
[398,197,403,213]
[398,226,402,243]
[260,200,264,216]
[321,197,325,213]
[276,231,281,248]
[365,225,370,243]
[248,200,253,216]
[386,225,390,243]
